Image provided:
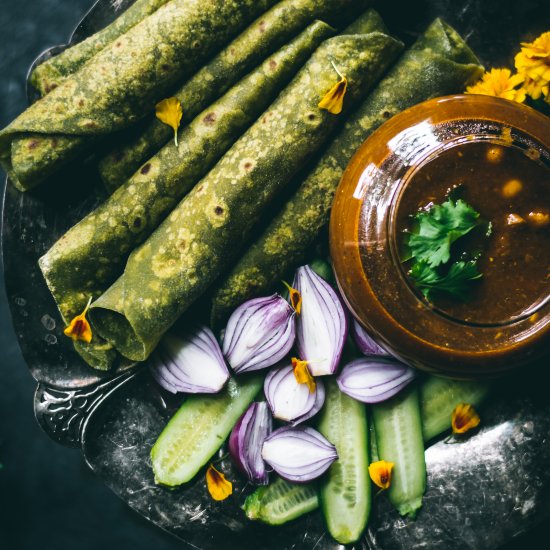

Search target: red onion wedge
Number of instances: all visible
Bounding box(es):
[351,319,390,357]
[264,365,325,425]
[223,294,295,374]
[337,357,416,404]
[229,402,272,485]
[149,326,229,394]
[293,266,347,376]
[262,426,338,483]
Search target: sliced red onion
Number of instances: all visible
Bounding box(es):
[223,294,295,374]
[336,357,416,403]
[351,319,390,356]
[262,426,338,483]
[264,365,325,425]
[293,265,347,376]
[149,326,229,394]
[229,402,272,485]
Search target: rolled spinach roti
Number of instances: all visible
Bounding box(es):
[29,0,172,96]
[0,0,279,191]
[89,29,405,362]
[209,18,484,322]
[98,0,370,192]
[39,21,334,370]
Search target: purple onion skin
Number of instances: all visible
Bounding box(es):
[351,319,391,357]
[336,357,416,404]
[223,294,296,374]
[293,266,348,376]
[149,326,229,394]
[229,402,272,485]
[261,426,338,483]
[264,365,325,425]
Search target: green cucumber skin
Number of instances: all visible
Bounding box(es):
[372,385,426,518]
[318,379,370,544]
[151,376,262,487]
[243,477,319,525]
[420,376,489,441]
[369,420,380,463]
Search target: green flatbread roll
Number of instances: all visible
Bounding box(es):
[209,18,484,322]
[98,0,371,192]
[0,0,279,191]
[29,0,172,96]
[342,7,388,34]
[89,28,404,362]
[38,21,334,370]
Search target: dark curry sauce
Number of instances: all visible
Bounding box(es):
[396,141,550,325]
[330,95,550,376]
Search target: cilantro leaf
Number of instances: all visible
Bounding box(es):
[407,199,480,268]
[410,260,482,301]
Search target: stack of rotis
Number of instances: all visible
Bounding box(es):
[0,0,483,370]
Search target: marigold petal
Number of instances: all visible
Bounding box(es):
[205,465,232,501]
[368,460,394,490]
[515,31,550,102]
[451,403,480,435]
[64,297,93,343]
[465,68,526,103]
[318,77,348,115]
[283,281,302,314]
[291,357,316,393]
[155,97,183,147]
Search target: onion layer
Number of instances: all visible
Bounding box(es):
[223,294,295,374]
[351,319,390,356]
[262,426,338,483]
[293,266,347,376]
[149,326,230,394]
[229,402,272,485]
[337,357,416,403]
[264,365,325,425]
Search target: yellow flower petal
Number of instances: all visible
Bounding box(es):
[291,357,316,393]
[520,31,550,59]
[205,464,232,501]
[282,281,302,314]
[451,403,480,435]
[515,31,550,100]
[63,297,93,343]
[368,460,394,490]
[318,61,348,115]
[465,68,526,103]
[155,97,183,146]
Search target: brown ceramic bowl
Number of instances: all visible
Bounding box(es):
[330,94,550,378]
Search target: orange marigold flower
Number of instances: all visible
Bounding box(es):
[451,403,481,435]
[318,62,348,115]
[291,357,316,393]
[465,68,526,103]
[368,460,394,490]
[205,464,232,501]
[63,297,93,343]
[515,31,550,101]
[282,281,302,314]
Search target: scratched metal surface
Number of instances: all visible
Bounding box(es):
[78,370,550,550]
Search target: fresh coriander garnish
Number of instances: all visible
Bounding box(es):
[409,260,482,301]
[403,198,487,301]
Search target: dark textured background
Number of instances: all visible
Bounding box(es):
[0,1,547,549]
[0,2,187,549]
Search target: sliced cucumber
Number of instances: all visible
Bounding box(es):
[243,477,318,525]
[420,375,489,441]
[318,379,370,544]
[372,385,426,518]
[151,376,262,486]
[369,419,379,463]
